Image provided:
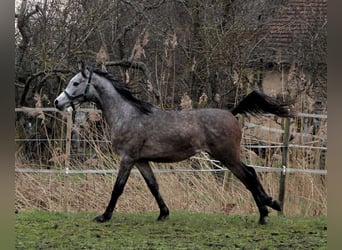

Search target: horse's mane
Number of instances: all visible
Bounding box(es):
[92,68,154,114]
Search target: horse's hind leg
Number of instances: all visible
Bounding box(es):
[243,163,281,211]
[136,161,170,221]
[240,162,281,224]
[221,159,280,224]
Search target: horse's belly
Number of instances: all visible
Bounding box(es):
[140,142,201,163]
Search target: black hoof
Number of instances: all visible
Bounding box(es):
[265,197,281,212]
[157,210,169,221]
[259,217,267,225]
[258,207,269,225]
[270,200,281,211]
[157,214,169,221]
[94,214,111,223]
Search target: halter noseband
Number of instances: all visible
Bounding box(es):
[64,69,93,110]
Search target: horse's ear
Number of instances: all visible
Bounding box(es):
[77,59,86,78]
[77,59,84,71]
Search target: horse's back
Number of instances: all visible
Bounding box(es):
[157,108,241,143]
[137,108,241,163]
[168,108,242,160]
[193,108,242,156]
[194,108,241,139]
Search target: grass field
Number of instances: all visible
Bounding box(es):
[15,210,327,249]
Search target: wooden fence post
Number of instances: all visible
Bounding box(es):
[65,111,72,168]
[63,111,72,212]
[278,117,290,214]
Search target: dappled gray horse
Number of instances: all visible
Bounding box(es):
[55,62,293,225]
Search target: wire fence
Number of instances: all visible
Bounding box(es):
[15,107,327,213]
[15,164,327,175]
[15,107,327,175]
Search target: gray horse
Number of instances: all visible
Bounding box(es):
[55,62,293,225]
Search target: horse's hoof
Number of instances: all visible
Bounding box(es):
[157,208,169,221]
[157,212,169,221]
[94,214,110,223]
[157,215,169,221]
[271,200,281,211]
[259,217,267,225]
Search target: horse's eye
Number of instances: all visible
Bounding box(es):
[73,82,80,86]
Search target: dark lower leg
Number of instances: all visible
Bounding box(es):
[94,161,133,223]
[243,164,282,224]
[245,164,281,211]
[228,162,280,224]
[136,162,169,221]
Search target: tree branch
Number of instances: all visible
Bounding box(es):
[20,69,73,106]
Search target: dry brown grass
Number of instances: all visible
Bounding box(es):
[15,105,327,217]
[15,156,327,217]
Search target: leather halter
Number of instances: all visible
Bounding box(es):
[63,70,93,110]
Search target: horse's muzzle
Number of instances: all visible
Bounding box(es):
[54,98,63,110]
[54,94,69,111]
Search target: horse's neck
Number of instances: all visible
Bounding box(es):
[93,77,137,128]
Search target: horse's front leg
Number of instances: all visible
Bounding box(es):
[94,157,134,223]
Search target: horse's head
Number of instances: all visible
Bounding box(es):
[54,61,93,111]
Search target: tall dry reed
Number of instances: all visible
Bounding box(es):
[15,100,327,217]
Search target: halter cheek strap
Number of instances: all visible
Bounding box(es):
[64,70,93,110]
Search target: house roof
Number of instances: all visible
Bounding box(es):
[263,0,327,63]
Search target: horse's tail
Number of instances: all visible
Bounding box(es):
[230,90,295,117]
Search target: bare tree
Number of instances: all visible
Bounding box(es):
[15,0,326,162]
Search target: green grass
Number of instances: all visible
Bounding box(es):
[16,210,327,249]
